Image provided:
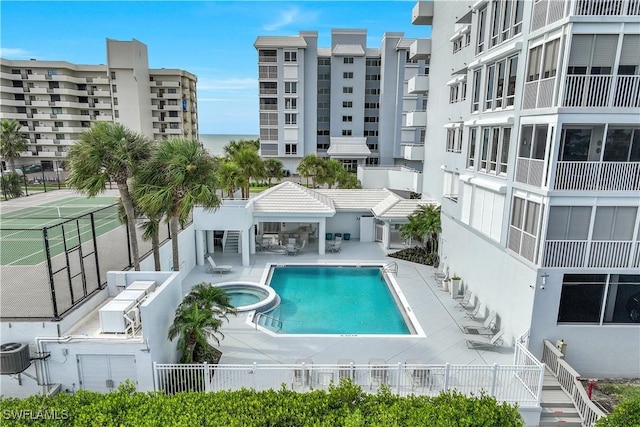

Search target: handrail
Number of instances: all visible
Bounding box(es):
[255,312,282,331]
[541,340,605,427]
[382,262,398,276]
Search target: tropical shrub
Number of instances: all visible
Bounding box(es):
[596,397,640,427]
[1,171,23,198]
[0,381,524,426]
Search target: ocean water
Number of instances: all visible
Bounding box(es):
[199,134,259,157]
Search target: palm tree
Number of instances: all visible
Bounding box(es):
[318,159,344,188]
[216,159,243,199]
[297,155,324,188]
[264,158,285,187]
[67,122,151,270]
[168,304,223,363]
[116,196,164,271]
[135,137,220,271]
[336,169,361,189]
[231,147,265,198]
[223,139,259,158]
[400,205,441,255]
[0,119,28,172]
[182,283,237,321]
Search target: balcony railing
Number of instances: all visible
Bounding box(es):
[515,158,545,187]
[562,75,640,108]
[543,240,637,268]
[573,0,640,15]
[531,0,567,31]
[553,161,640,191]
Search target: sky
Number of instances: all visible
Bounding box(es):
[0,1,431,135]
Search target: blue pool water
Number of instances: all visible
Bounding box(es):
[230,292,261,308]
[264,266,410,335]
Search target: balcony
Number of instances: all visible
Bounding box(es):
[562,75,640,108]
[411,1,434,25]
[553,161,640,191]
[573,0,640,16]
[543,240,639,269]
[406,110,427,127]
[409,39,431,61]
[402,144,425,161]
[407,75,429,94]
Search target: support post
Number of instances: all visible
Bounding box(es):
[318,220,326,255]
[195,229,205,265]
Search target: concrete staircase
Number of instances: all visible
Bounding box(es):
[223,231,240,254]
[539,371,582,426]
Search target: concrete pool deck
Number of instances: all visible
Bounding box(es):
[181,240,515,367]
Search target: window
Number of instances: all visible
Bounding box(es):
[260,82,277,94]
[506,56,518,106]
[499,128,511,174]
[342,116,353,122]
[559,127,590,161]
[364,130,378,137]
[284,97,297,110]
[260,112,278,126]
[11,69,20,74]
[259,66,278,79]
[318,73,331,80]
[342,101,352,108]
[365,88,380,95]
[317,87,330,95]
[317,101,330,109]
[485,64,495,109]
[343,57,354,64]
[113,98,118,106]
[480,128,490,169]
[317,116,330,123]
[285,113,297,125]
[169,111,178,117]
[54,121,63,127]
[80,109,89,116]
[110,71,116,80]
[568,34,617,76]
[520,125,548,160]
[168,99,178,105]
[603,128,640,161]
[284,82,297,94]
[472,70,481,112]
[446,128,463,153]
[467,128,477,168]
[450,86,459,103]
[110,84,117,93]
[364,102,379,109]
[547,206,592,240]
[260,128,278,140]
[260,98,277,110]
[317,142,330,149]
[476,6,487,54]
[285,144,297,155]
[168,88,177,94]
[52,107,62,114]
[343,86,353,94]
[55,133,64,140]
[366,58,381,66]
[490,0,502,47]
[318,58,331,66]
[364,116,379,123]
[508,196,541,261]
[284,51,297,62]
[342,129,352,136]
[170,123,179,129]
[317,130,330,136]
[47,69,57,76]
[366,157,380,165]
[343,72,353,79]
[593,207,637,240]
[366,74,380,80]
[259,49,277,62]
[558,275,607,323]
[367,142,378,150]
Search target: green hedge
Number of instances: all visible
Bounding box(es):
[596,397,640,427]
[0,380,523,426]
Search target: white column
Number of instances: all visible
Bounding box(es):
[241,228,250,266]
[382,222,391,250]
[195,229,205,265]
[206,230,214,254]
[318,220,326,255]
[249,225,256,255]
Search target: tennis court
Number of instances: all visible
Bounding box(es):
[0,196,121,266]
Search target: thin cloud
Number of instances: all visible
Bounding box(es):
[0,47,31,58]
[262,6,319,32]
[197,77,257,92]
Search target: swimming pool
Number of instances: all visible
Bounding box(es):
[254,265,421,336]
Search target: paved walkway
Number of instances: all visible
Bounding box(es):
[182,241,514,367]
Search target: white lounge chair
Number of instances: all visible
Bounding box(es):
[464,330,504,349]
[327,239,342,253]
[292,358,313,387]
[457,290,473,310]
[338,359,355,381]
[405,359,431,390]
[461,310,497,334]
[369,358,388,390]
[206,256,232,274]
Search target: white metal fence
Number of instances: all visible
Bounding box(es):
[153,359,544,407]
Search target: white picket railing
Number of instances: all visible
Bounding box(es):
[541,340,606,427]
[563,75,640,108]
[513,331,545,406]
[574,0,640,15]
[153,360,545,406]
[543,240,636,268]
[554,161,640,192]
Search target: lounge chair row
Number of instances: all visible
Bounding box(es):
[454,288,504,349]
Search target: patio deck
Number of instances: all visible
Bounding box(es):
[182,239,514,367]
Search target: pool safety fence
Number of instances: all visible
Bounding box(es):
[153,361,544,406]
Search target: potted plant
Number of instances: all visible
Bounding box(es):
[451,276,462,298]
[442,278,450,292]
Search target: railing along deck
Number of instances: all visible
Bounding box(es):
[543,240,637,268]
[541,340,606,427]
[154,360,544,407]
[554,161,640,192]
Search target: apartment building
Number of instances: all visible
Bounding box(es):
[0,39,198,172]
[254,29,429,174]
[411,0,639,377]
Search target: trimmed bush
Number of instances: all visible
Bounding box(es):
[596,397,640,427]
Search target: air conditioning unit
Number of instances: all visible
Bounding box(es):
[0,342,31,374]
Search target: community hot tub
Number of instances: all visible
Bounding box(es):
[214,282,278,312]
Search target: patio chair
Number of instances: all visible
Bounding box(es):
[456,290,473,310]
[461,310,497,334]
[464,330,504,349]
[327,239,342,253]
[464,303,482,319]
[368,358,388,390]
[292,358,313,387]
[338,358,355,381]
[406,359,431,390]
[286,243,297,256]
[206,256,232,274]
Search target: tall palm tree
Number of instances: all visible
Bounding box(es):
[222,139,259,158]
[318,158,344,189]
[168,304,223,363]
[67,122,151,270]
[0,119,28,172]
[297,154,324,188]
[337,169,362,189]
[216,159,243,199]
[182,282,237,322]
[264,158,285,187]
[400,205,441,255]
[135,138,220,271]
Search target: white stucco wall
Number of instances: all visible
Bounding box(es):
[325,212,364,239]
[139,224,196,278]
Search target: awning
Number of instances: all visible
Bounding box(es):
[327,137,371,159]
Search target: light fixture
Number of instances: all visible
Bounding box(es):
[540,273,549,290]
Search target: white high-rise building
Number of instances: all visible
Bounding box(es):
[0,39,198,172]
[254,29,429,175]
[411,0,640,377]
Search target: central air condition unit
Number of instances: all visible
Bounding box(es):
[0,342,31,374]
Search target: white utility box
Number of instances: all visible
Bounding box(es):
[126,280,156,294]
[99,299,136,333]
[114,289,146,303]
